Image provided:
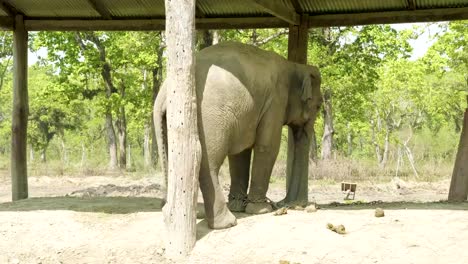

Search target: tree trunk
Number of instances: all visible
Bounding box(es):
[60,136,68,165]
[198,30,213,50]
[449,107,468,201]
[40,148,46,163]
[116,83,127,170]
[106,112,118,169]
[117,119,127,170]
[395,147,402,178]
[75,32,119,170]
[29,144,34,162]
[212,30,220,45]
[347,122,353,156]
[127,144,132,170]
[403,127,418,178]
[164,0,201,258]
[144,121,152,168]
[321,89,334,160]
[81,142,86,169]
[11,15,29,201]
[371,117,383,164]
[380,126,390,168]
[309,127,318,164]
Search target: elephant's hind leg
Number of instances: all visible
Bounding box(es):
[227,148,252,212]
[199,157,237,229]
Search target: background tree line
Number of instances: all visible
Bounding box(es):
[0,21,466,181]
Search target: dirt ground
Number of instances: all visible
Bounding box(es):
[0,172,467,264]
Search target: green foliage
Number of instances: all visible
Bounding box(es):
[0,22,466,179]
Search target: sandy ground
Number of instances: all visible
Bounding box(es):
[0,173,467,264]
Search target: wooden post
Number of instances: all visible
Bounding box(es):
[448,95,468,201]
[11,14,29,201]
[285,15,309,204]
[164,0,201,259]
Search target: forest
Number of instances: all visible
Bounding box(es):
[0,21,466,183]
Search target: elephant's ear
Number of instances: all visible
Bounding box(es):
[301,73,313,103]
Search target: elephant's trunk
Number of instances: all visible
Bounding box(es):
[281,123,312,206]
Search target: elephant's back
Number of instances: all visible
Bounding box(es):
[197,42,286,70]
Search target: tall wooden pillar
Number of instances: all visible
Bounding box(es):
[11,14,29,201]
[448,98,468,202]
[285,15,309,204]
[164,0,201,259]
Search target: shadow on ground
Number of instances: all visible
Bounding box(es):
[319,200,468,210]
[0,197,165,214]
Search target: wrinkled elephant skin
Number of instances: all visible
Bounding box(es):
[154,42,322,229]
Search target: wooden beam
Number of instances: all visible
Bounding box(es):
[20,6,468,31]
[23,17,289,31]
[287,15,308,64]
[196,17,288,29]
[0,16,13,29]
[283,15,309,206]
[164,0,200,259]
[25,19,166,31]
[290,0,303,14]
[406,0,416,10]
[11,14,29,201]
[252,0,300,25]
[87,0,112,20]
[308,7,468,27]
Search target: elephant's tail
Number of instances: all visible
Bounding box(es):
[154,83,168,200]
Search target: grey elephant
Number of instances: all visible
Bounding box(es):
[154,42,322,229]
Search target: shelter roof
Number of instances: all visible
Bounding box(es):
[1,0,467,30]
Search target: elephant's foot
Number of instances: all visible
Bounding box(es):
[245,202,273,214]
[227,193,247,212]
[207,207,237,229]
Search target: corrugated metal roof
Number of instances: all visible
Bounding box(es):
[300,0,408,14]
[0,0,467,30]
[416,0,468,8]
[101,0,165,18]
[197,0,268,17]
[2,0,467,19]
[13,0,100,17]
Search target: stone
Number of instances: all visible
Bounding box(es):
[375,208,385,217]
[274,207,288,216]
[305,204,317,213]
[326,223,346,234]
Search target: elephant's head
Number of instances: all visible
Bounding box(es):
[281,64,322,206]
[286,64,322,132]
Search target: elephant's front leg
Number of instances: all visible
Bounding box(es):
[245,119,282,214]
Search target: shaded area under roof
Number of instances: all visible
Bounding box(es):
[0,0,467,30]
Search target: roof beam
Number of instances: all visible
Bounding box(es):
[19,6,468,31]
[23,17,289,31]
[308,7,468,27]
[0,16,13,29]
[87,0,112,20]
[252,0,299,25]
[0,0,17,17]
[406,0,416,10]
[290,0,303,14]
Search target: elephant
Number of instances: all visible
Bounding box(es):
[154,42,322,229]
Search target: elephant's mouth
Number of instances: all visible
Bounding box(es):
[289,123,309,141]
